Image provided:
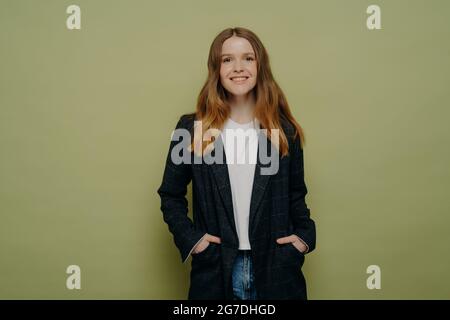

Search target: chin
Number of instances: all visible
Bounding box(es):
[225,85,255,97]
[229,90,252,97]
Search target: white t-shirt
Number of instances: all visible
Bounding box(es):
[220,117,260,250]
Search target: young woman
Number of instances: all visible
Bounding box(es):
[157,27,316,300]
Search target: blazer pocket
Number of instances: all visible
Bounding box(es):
[286,242,305,262]
[192,242,216,261]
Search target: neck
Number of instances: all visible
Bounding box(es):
[228,91,256,123]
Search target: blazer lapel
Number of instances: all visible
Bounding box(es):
[248,130,273,239]
[209,134,238,241]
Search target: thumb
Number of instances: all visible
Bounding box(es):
[206,234,222,244]
[276,236,292,244]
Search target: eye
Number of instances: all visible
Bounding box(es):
[222,57,231,63]
[246,56,255,61]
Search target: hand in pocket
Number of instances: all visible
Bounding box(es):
[276,234,307,253]
[193,233,221,254]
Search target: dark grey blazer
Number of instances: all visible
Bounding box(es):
[157,113,316,300]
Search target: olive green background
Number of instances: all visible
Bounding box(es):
[1,0,449,299]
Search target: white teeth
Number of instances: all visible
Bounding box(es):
[231,77,248,81]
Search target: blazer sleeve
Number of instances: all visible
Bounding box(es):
[289,133,316,254]
[157,115,206,263]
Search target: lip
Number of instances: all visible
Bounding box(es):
[229,76,249,83]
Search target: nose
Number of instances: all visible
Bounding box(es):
[233,60,244,73]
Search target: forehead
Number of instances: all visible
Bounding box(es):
[221,36,255,55]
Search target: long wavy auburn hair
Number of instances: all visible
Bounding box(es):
[189,27,306,158]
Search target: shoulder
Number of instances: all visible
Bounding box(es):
[176,112,196,132]
[279,113,297,143]
[279,113,305,155]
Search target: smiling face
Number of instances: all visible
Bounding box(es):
[219,36,258,99]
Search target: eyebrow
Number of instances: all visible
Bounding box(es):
[220,52,255,57]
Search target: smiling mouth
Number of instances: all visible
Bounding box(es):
[230,76,249,83]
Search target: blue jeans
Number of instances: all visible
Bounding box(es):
[232,250,258,300]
